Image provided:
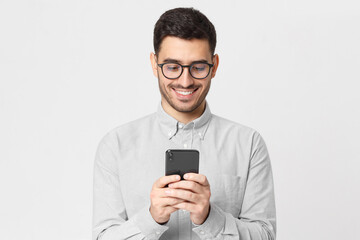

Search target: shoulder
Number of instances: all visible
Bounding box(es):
[210,114,259,138]
[209,114,268,155]
[98,113,156,149]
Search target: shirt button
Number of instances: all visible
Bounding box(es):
[178,124,183,129]
[155,231,161,235]
[200,230,205,235]
[183,143,187,148]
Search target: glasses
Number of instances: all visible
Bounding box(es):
[157,62,214,80]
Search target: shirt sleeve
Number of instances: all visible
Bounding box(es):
[92,138,169,240]
[192,132,276,240]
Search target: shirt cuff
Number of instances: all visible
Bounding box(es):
[192,203,226,239]
[130,205,169,240]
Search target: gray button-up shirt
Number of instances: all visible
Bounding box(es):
[93,102,276,240]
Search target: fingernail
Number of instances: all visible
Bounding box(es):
[165,190,171,194]
[175,175,180,180]
[169,184,173,188]
[184,174,188,179]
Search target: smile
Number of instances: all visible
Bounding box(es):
[176,90,193,95]
[173,88,198,97]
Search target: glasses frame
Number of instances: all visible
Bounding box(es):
[157,62,214,80]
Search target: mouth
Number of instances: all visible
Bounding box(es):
[172,88,199,98]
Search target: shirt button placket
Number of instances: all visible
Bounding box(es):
[183,127,192,149]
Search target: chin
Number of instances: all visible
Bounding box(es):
[171,101,203,113]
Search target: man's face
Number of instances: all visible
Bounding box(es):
[151,36,218,113]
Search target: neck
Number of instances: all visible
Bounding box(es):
[161,100,206,124]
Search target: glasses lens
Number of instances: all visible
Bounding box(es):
[163,63,182,79]
[190,63,210,79]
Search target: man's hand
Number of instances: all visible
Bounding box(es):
[167,173,211,225]
[149,175,184,224]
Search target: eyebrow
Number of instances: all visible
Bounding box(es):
[162,58,210,64]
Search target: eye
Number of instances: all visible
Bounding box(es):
[192,64,207,72]
[165,64,181,72]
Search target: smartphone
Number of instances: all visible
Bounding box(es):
[165,149,199,180]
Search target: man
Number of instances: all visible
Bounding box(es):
[93,7,276,240]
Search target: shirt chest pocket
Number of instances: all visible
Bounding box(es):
[208,174,243,217]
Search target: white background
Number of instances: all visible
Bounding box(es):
[1,0,359,239]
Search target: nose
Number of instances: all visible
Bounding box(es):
[177,66,194,88]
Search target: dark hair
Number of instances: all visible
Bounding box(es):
[153,7,217,55]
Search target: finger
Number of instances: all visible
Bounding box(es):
[183,173,209,186]
[168,180,201,193]
[152,187,191,200]
[162,197,186,207]
[157,187,189,199]
[155,175,181,188]
[172,201,197,212]
[166,206,180,215]
[150,204,179,224]
[165,188,199,203]
[151,193,186,209]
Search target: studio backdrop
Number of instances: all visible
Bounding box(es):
[0,0,359,239]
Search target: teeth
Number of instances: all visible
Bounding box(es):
[176,90,193,95]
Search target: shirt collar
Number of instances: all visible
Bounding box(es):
[157,101,212,140]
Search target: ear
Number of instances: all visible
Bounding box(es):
[150,52,158,78]
[210,54,219,78]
